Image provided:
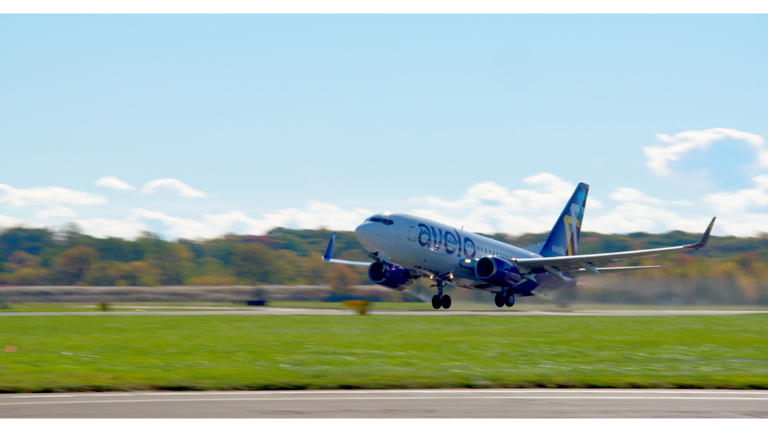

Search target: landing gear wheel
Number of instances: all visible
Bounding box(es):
[494,293,504,308]
[504,292,515,307]
[432,295,442,309]
[441,295,452,309]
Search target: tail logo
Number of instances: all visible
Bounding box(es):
[562,202,583,256]
[540,182,588,258]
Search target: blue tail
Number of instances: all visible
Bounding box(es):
[539,182,590,257]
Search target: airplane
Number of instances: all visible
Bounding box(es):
[322,182,716,309]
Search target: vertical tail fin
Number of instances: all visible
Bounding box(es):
[539,182,589,257]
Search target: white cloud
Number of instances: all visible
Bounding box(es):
[72,202,374,239]
[139,179,207,198]
[409,173,602,235]
[143,203,371,238]
[589,202,706,234]
[4,172,765,239]
[130,209,219,239]
[610,188,662,204]
[0,214,21,228]
[0,184,107,207]
[261,201,374,232]
[585,187,718,236]
[95,176,135,191]
[602,196,768,237]
[643,128,768,177]
[702,175,768,213]
[708,213,768,237]
[0,176,629,239]
[74,210,207,239]
[74,217,147,239]
[609,187,692,205]
[404,175,723,237]
[36,206,78,220]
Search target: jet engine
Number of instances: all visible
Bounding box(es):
[368,261,414,291]
[475,256,521,287]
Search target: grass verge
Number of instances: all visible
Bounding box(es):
[1,314,767,392]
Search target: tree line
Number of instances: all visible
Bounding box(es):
[1,225,768,303]
[0,226,368,288]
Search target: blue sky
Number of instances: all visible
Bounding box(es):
[2,15,768,239]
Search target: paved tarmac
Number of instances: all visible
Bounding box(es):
[1,389,767,418]
[2,308,768,317]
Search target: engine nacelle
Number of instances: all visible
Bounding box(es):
[368,261,414,291]
[475,256,521,287]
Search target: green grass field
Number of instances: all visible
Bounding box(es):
[2,314,767,392]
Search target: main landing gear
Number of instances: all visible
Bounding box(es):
[431,279,451,310]
[494,291,515,308]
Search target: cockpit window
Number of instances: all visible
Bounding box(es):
[367,217,394,225]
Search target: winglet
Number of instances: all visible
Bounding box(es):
[322,232,336,261]
[686,217,716,249]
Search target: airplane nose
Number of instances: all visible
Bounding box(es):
[355,222,379,251]
[354,222,373,240]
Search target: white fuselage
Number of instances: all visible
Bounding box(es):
[354,213,544,291]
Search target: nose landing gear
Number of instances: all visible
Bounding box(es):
[431,278,452,310]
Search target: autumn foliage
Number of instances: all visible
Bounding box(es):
[1,225,768,304]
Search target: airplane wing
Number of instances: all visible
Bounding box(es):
[512,217,716,275]
[322,232,372,267]
[567,265,662,275]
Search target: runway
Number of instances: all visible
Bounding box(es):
[1,389,767,418]
[2,308,768,317]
